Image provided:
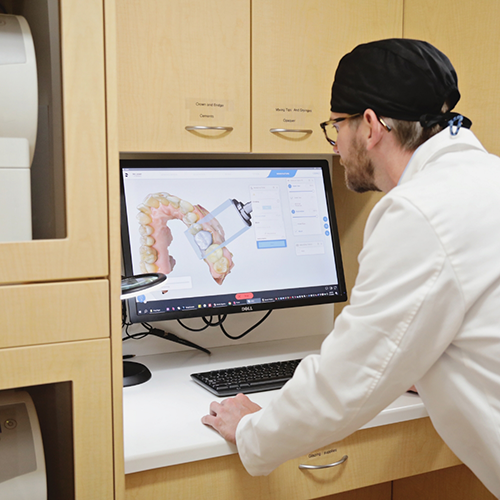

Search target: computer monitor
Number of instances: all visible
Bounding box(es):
[120,157,347,324]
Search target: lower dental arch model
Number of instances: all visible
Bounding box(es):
[136,192,234,285]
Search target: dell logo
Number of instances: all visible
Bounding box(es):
[241,306,254,312]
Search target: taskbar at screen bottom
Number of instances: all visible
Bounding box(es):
[130,284,346,321]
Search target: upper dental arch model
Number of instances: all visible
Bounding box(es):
[136,192,234,285]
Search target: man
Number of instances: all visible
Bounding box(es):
[202,39,500,497]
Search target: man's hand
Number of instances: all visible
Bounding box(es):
[201,393,262,444]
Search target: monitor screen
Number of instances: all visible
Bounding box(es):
[120,157,347,323]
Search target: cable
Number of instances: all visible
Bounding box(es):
[202,315,227,327]
[122,302,148,339]
[146,327,211,355]
[122,301,128,328]
[177,318,211,332]
[219,310,273,340]
[123,331,149,340]
[141,322,154,331]
[123,305,272,346]
[176,314,227,331]
[177,311,272,340]
[176,310,273,340]
[121,321,210,354]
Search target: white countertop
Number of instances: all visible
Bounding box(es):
[122,335,427,474]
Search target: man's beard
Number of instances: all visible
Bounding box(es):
[340,137,381,193]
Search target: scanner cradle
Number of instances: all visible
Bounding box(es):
[185,198,253,260]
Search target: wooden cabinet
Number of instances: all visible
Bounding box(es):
[393,465,497,500]
[320,483,392,500]
[117,0,500,156]
[404,0,500,156]
[0,0,121,499]
[0,0,109,285]
[0,341,114,500]
[116,0,402,154]
[124,418,460,500]
[251,0,402,153]
[0,281,110,348]
[116,0,251,153]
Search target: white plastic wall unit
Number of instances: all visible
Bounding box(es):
[0,390,47,500]
[0,14,38,242]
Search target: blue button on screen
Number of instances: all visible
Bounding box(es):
[257,240,287,249]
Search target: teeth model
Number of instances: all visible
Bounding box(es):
[194,230,213,251]
[136,193,234,285]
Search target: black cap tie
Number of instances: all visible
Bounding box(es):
[419,112,472,134]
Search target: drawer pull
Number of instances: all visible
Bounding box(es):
[185,125,233,131]
[270,128,313,134]
[298,454,348,470]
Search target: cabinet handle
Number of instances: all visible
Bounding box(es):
[270,128,313,134]
[185,125,233,131]
[298,454,348,470]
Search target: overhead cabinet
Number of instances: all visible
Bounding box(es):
[404,0,500,156]
[116,0,251,153]
[116,0,402,154]
[251,0,402,153]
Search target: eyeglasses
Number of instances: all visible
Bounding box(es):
[320,114,392,146]
[320,114,361,146]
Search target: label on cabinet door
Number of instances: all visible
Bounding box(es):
[308,447,338,459]
[186,98,233,124]
[274,106,313,127]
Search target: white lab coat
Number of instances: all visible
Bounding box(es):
[236,126,500,498]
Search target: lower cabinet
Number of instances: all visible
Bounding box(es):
[320,483,391,500]
[392,465,497,500]
[0,340,114,500]
[319,466,496,500]
[124,418,460,500]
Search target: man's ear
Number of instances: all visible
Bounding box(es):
[363,109,385,151]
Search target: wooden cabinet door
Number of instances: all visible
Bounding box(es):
[393,465,496,500]
[0,0,109,285]
[404,0,500,156]
[116,0,250,153]
[0,340,114,500]
[251,0,402,154]
[0,280,110,349]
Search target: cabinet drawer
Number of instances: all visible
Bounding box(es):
[282,418,460,496]
[125,418,461,500]
[0,280,110,349]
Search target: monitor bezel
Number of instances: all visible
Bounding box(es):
[120,156,347,323]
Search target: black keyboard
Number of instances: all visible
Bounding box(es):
[191,359,302,397]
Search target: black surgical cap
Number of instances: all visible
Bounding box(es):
[330,39,463,125]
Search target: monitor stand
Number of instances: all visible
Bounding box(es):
[123,360,152,387]
[121,328,210,388]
